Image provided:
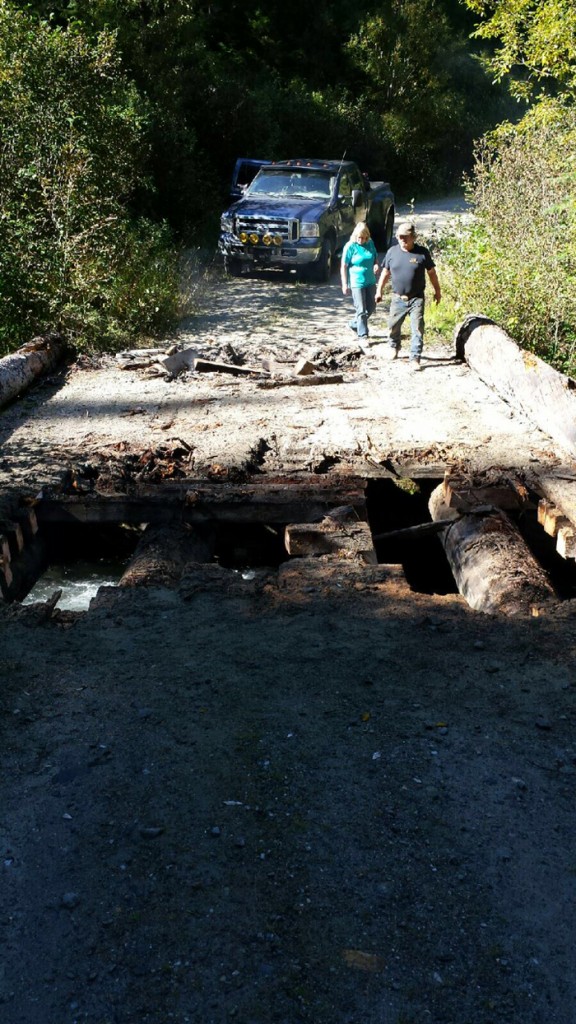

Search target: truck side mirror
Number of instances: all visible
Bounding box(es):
[352,189,363,209]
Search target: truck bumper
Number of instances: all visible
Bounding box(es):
[219,233,322,267]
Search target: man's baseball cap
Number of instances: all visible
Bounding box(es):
[396,221,416,236]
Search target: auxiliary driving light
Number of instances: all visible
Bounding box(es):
[262,234,272,246]
[249,233,259,245]
[273,234,282,246]
[239,231,248,244]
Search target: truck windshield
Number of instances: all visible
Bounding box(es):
[247,170,332,200]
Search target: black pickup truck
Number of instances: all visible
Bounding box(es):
[218,158,395,281]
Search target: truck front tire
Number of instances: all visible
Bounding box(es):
[223,255,242,277]
[306,237,334,283]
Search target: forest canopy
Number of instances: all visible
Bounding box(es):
[0,0,534,354]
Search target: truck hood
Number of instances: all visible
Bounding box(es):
[227,197,329,221]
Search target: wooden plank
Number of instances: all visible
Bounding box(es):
[14,507,39,539]
[257,374,344,389]
[444,475,525,511]
[535,475,576,529]
[0,534,11,566]
[285,521,377,564]
[557,525,576,560]
[0,558,13,597]
[193,358,267,377]
[537,499,570,538]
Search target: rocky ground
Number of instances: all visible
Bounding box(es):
[1,198,576,1024]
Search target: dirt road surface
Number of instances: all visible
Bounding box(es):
[1,201,576,1024]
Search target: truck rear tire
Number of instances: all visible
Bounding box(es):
[369,214,387,251]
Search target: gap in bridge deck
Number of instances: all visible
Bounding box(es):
[366,476,576,602]
[12,473,576,609]
[366,477,459,596]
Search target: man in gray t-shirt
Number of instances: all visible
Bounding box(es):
[375,221,441,370]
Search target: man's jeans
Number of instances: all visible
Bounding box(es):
[350,284,376,338]
[388,295,425,358]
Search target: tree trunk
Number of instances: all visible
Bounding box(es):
[454,316,576,460]
[119,524,215,588]
[428,484,557,615]
[0,334,69,409]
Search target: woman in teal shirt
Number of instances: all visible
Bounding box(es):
[341,222,380,340]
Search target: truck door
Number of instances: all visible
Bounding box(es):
[348,166,368,223]
[337,173,359,242]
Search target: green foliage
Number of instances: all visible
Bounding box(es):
[463,0,576,99]
[0,0,525,356]
[439,101,576,375]
[0,1,179,353]
[17,0,509,233]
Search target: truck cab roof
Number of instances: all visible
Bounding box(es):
[270,159,358,174]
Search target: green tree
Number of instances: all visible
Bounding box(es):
[0,1,179,352]
[345,0,506,189]
[463,0,576,98]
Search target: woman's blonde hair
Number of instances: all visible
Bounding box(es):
[351,221,371,242]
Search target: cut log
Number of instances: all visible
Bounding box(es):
[454,317,576,459]
[428,484,557,615]
[0,334,69,409]
[285,520,377,563]
[119,523,216,588]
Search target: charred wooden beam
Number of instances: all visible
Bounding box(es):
[35,479,367,526]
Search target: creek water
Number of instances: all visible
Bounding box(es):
[22,558,126,611]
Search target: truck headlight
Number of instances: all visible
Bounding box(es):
[220,215,234,232]
[300,222,320,237]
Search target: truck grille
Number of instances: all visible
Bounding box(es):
[235,216,299,242]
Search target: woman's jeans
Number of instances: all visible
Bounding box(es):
[388,295,425,358]
[350,284,376,338]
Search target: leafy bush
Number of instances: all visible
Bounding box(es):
[439,101,576,375]
[0,2,179,354]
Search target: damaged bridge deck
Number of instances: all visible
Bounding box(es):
[1,265,575,610]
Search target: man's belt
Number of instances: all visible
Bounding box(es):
[393,292,424,301]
